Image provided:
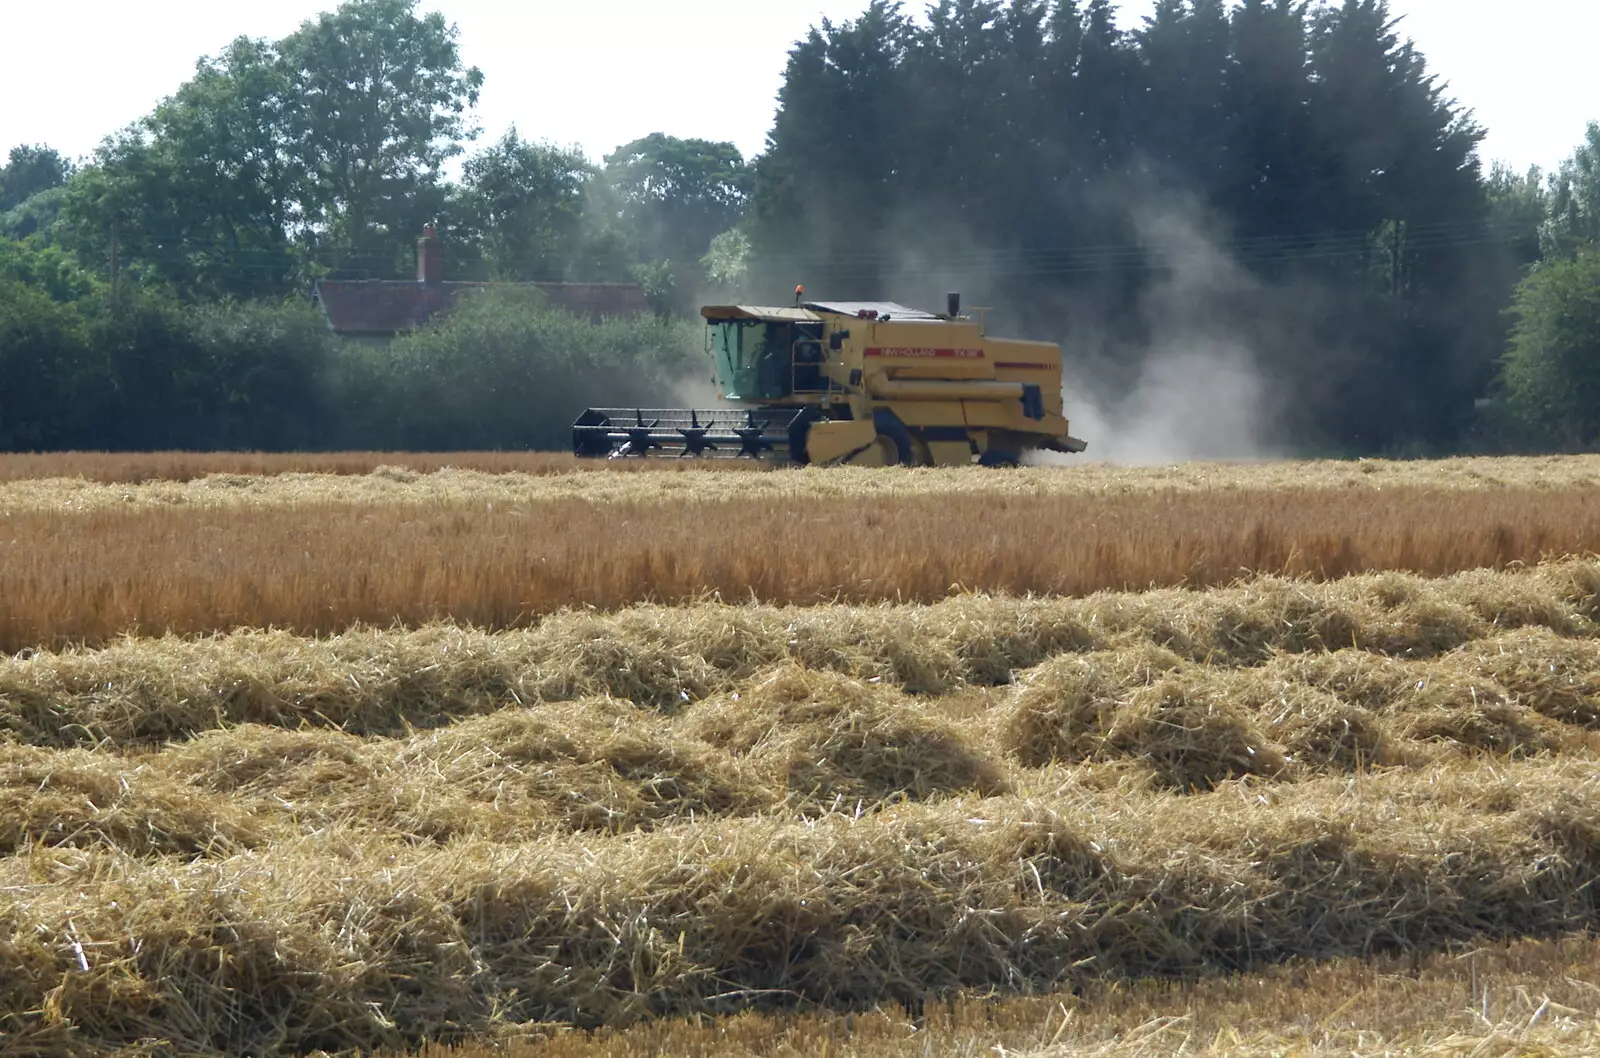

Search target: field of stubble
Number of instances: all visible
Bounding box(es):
[2,454,1599,1056]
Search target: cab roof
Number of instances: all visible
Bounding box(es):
[700,301,946,323]
[806,301,942,320]
[701,305,821,322]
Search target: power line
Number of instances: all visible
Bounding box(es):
[755,222,1539,279]
[63,214,1543,288]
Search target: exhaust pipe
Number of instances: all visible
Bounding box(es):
[947,291,961,318]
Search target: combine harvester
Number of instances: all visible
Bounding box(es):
[573,292,1087,466]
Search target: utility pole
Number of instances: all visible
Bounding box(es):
[1390,220,1403,300]
[110,219,121,298]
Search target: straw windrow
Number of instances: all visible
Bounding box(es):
[4,557,1600,1053]
[1,763,1597,1052]
[5,560,1600,749]
[393,933,1600,1058]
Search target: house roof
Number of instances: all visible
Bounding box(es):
[314,280,650,335]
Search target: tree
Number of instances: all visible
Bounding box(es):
[277,0,484,267]
[459,131,591,280]
[1299,0,1489,450]
[701,227,752,301]
[604,134,749,266]
[0,145,73,212]
[181,299,335,449]
[900,1,1013,231]
[0,236,99,303]
[455,130,634,282]
[1485,162,1548,268]
[0,280,102,451]
[748,0,1498,454]
[58,0,483,297]
[0,236,104,451]
[0,146,76,241]
[749,1,915,295]
[1542,121,1600,257]
[0,186,68,242]
[1132,0,1231,189]
[376,287,699,450]
[1499,250,1600,448]
[58,36,300,299]
[1216,0,1320,240]
[1030,0,1134,262]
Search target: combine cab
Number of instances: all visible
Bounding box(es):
[573,294,1086,466]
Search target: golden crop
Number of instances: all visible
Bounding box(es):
[3,451,1600,507]
[4,472,1600,650]
[0,449,765,484]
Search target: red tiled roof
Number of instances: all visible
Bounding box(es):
[314,280,650,335]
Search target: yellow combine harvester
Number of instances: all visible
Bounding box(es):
[573,292,1086,466]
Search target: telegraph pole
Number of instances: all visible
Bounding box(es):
[1391,220,1403,300]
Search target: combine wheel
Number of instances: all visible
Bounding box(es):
[979,449,1021,468]
[847,411,914,467]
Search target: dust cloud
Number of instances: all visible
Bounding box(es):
[1044,196,1287,465]
[669,373,725,409]
[858,192,1288,466]
[1056,343,1275,465]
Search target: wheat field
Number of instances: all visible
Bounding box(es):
[3,457,1600,1055]
[6,465,1600,649]
[0,450,769,484]
[4,451,1600,505]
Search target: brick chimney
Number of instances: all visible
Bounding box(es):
[417,224,443,284]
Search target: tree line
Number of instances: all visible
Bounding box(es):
[0,253,698,452]
[2,0,1598,454]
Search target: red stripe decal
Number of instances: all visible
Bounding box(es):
[863,347,985,359]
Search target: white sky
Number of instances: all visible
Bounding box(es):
[3,0,1594,176]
